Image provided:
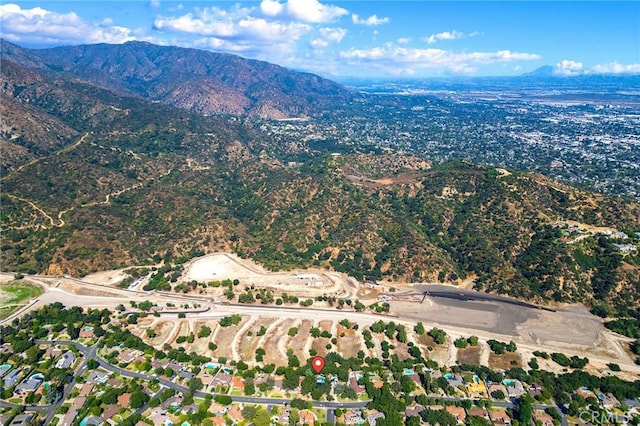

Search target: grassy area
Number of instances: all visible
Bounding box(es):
[0,280,42,319]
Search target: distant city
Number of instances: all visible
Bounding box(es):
[261,76,640,201]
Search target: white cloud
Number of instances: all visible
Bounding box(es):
[351,14,389,26]
[397,37,412,45]
[286,0,348,23]
[310,26,346,49]
[153,7,311,49]
[260,0,284,17]
[553,59,584,76]
[590,62,640,75]
[554,59,640,76]
[0,3,145,45]
[149,0,161,9]
[339,44,541,75]
[423,30,482,44]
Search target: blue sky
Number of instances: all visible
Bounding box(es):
[1,1,639,78]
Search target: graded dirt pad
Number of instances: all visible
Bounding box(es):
[82,268,130,286]
[318,320,333,335]
[416,332,439,349]
[393,286,603,348]
[213,317,249,358]
[287,319,313,361]
[238,317,277,360]
[311,336,332,358]
[310,320,335,357]
[152,320,176,347]
[456,346,482,365]
[415,333,450,363]
[58,281,121,297]
[336,325,362,359]
[182,253,342,298]
[264,319,294,365]
[516,305,602,348]
[394,342,411,360]
[367,332,386,359]
[488,352,522,370]
[191,320,219,354]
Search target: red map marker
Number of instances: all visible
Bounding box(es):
[311,356,325,373]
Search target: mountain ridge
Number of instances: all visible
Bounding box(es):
[1,38,356,119]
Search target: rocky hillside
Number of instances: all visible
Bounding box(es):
[1,39,356,119]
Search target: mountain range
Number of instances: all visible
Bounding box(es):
[1,39,355,119]
[1,39,639,320]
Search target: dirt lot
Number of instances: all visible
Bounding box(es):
[456,346,482,365]
[181,253,344,298]
[238,317,277,360]
[287,319,313,361]
[336,325,362,359]
[264,319,295,365]
[212,317,249,358]
[488,352,522,370]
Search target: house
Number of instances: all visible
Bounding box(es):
[467,379,487,398]
[210,372,232,387]
[623,399,640,410]
[117,393,131,408]
[300,409,316,425]
[348,375,365,395]
[208,402,227,416]
[0,342,13,354]
[487,383,509,399]
[3,368,21,388]
[343,410,363,424]
[577,387,597,400]
[56,351,76,369]
[118,349,141,364]
[14,374,44,395]
[228,405,243,423]
[445,374,464,388]
[79,325,95,339]
[61,408,78,426]
[182,404,199,415]
[467,407,490,420]
[445,406,467,424]
[148,410,170,426]
[231,376,245,388]
[9,413,34,426]
[367,411,385,426]
[211,417,225,426]
[106,378,124,388]
[0,365,12,378]
[196,370,214,387]
[81,416,102,426]
[404,402,424,418]
[533,410,555,426]
[102,404,120,422]
[528,383,543,398]
[72,396,87,410]
[45,346,63,360]
[178,370,195,380]
[79,382,95,396]
[504,379,525,397]
[600,392,620,408]
[489,408,511,424]
[162,395,183,410]
[87,370,111,384]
